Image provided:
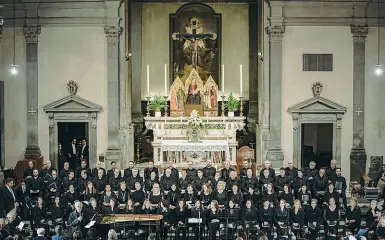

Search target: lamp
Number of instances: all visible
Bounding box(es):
[375,0,382,76]
[10,0,17,76]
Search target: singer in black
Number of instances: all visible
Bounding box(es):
[324,197,340,237]
[290,200,304,236]
[259,200,273,239]
[305,199,322,240]
[274,199,290,237]
[345,197,361,234]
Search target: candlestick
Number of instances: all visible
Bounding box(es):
[240,64,243,97]
[146,65,150,94]
[221,64,225,93]
[164,64,167,94]
[163,95,168,117]
[146,96,151,117]
[239,96,244,117]
[206,115,209,123]
[221,95,226,117]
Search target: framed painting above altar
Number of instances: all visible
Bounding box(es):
[170,3,221,85]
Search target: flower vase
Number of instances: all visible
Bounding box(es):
[189,129,200,142]
[155,111,161,117]
[228,111,235,117]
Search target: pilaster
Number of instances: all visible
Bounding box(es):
[265,25,285,167]
[104,24,123,166]
[248,3,259,160]
[350,24,368,181]
[131,2,144,162]
[24,25,42,159]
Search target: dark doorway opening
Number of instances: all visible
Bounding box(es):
[57,122,89,169]
[301,123,333,169]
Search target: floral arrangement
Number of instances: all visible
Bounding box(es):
[224,92,240,112]
[149,94,166,112]
[186,110,207,139]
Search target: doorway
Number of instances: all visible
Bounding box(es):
[57,122,89,168]
[301,123,333,169]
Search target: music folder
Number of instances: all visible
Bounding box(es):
[335,182,342,190]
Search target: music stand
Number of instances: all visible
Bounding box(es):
[218,208,238,240]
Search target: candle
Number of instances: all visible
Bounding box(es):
[164,64,167,94]
[240,64,243,96]
[206,115,208,123]
[221,64,224,93]
[146,65,150,94]
[180,115,182,123]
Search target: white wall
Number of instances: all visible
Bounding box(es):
[141,3,249,99]
[281,26,353,182]
[0,26,108,166]
[365,27,385,168]
[0,28,27,166]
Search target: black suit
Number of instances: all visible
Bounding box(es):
[81,144,89,161]
[68,143,78,170]
[0,186,16,214]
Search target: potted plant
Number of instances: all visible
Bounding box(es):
[224,92,240,117]
[149,94,166,117]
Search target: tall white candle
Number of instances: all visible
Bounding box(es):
[164,64,167,94]
[240,64,243,96]
[146,65,150,94]
[221,64,225,93]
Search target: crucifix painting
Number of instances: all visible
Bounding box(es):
[170,4,221,84]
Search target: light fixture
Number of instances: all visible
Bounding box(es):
[10,64,18,75]
[10,0,17,76]
[375,64,383,76]
[375,0,382,77]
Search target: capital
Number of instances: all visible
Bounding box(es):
[266,25,285,42]
[350,24,368,43]
[104,25,122,42]
[23,25,41,43]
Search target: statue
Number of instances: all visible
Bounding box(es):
[203,75,218,111]
[176,87,185,110]
[209,86,218,108]
[186,79,201,104]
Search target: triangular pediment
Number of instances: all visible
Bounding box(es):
[288,96,346,114]
[43,95,102,113]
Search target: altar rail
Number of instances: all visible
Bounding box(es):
[144,116,245,167]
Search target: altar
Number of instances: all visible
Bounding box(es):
[144,116,245,168]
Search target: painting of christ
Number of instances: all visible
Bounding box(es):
[210,86,217,108]
[170,4,221,83]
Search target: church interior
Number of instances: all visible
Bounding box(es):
[0,0,385,239]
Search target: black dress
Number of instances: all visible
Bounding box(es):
[200,192,213,208]
[175,207,190,240]
[279,191,294,206]
[305,206,321,240]
[131,190,146,213]
[346,206,361,233]
[32,205,46,227]
[290,208,304,235]
[208,209,220,240]
[214,190,228,207]
[262,191,277,206]
[324,206,340,236]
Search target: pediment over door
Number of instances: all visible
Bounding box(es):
[287,96,346,114]
[43,95,102,113]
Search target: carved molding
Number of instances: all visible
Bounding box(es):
[266,25,285,42]
[104,25,122,42]
[23,25,41,43]
[350,24,368,43]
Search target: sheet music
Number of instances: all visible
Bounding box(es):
[85,221,96,229]
[16,221,24,231]
[335,182,342,190]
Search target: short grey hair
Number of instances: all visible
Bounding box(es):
[37,228,45,236]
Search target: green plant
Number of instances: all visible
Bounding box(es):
[149,94,166,111]
[224,92,240,111]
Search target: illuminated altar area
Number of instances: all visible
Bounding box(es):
[144,115,245,168]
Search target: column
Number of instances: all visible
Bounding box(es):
[248,2,259,160]
[265,25,285,167]
[24,25,42,159]
[350,24,368,181]
[104,25,123,166]
[119,1,129,168]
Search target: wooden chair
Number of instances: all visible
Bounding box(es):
[236,146,256,175]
